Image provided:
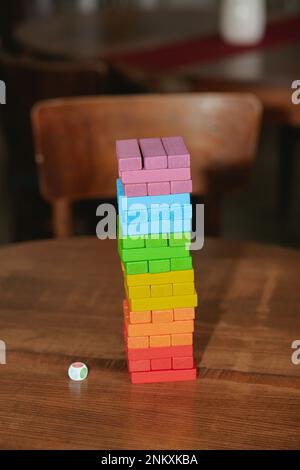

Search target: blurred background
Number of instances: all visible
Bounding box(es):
[0,0,300,247]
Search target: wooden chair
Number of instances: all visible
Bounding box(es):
[31,93,262,237]
[0,51,144,241]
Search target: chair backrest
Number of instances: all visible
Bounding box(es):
[31,93,262,237]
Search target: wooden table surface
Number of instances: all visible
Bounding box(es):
[0,237,300,450]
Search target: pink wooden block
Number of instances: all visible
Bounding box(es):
[116,139,142,173]
[124,183,148,197]
[121,168,191,184]
[139,138,167,170]
[147,182,170,196]
[162,136,191,169]
[171,180,193,194]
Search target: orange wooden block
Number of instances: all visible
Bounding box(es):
[125,320,194,337]
[128,359,151,372]
[151,357,172,371]
[171,333,193,346]
[127,336,149,349]
[150,335,171,348]
[172,356,194,370]
[173,307,195,321]
[152,309,173,323]
[129,310,152,324]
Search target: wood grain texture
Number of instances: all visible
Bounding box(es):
[0,237,300,449]
[31,93,262,237]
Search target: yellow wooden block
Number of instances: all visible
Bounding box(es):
[152,309,173,323]
[127,336,149,349]
[149,335,171,348]
[171,333,193,346]
[173,282,195,296]
[125,269,194,287]
[127,284,151,299]
[174,307,195,321]
[129,293,198,312]
[151,283,173,298]
[125,320,194,337]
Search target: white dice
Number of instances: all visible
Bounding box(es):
[68,362,88,382]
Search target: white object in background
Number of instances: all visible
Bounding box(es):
[220,0,266,46]
[68,362,89,381]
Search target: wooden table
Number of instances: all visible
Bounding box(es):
[14,8,216,60]
[0,237,300,450]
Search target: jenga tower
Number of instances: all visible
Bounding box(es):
[116,137,198,384]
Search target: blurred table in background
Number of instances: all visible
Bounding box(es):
[14,8,217,60]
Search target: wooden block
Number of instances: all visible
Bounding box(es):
[171,333,193,346]
[148,259,171,274]
[121,167,191,185]
[127,284,151,299]
[125,320,194,338]
[130,368,196,384]
[151,358,172,371]
[150,335,171,348]
[120,246,189,263]
[148,182,170,195]
[169,232,191,247]
[127,336,149,349]
[128,359,151,372]
[116,139,142,172]
[139,138,167,170]
[171,257,193,271]
[125,269,194,287]
[129,310,152,324]
[151,283,173,298]
[120,236,145,250]
[172,356,194,370]
[129,292,198,312]
[171,180,193,194]
[126,344,193,361]
[145,236,168,249]
[152,309,173,323]
[162,136,191,169]
[126,261,148,275]
[174,307,195,321]
[123,183,148,197]
[173,282,195,296]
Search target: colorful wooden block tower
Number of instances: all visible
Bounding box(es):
[116,137,198,384]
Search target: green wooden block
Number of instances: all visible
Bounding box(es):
[126,261,148,275]
[120,246,189,263]
[169,232,192,247]
[171,256,193,271]
[121,237,145,250]
[145,235,168,249]
[149,259,171,274]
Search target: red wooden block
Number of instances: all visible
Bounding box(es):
[126,344,193,361]
[172,356,194,370]
[151,357,172,371]
[130,368,196,384]
[128,359,151,373]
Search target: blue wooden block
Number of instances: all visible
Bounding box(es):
[120,217,192,236]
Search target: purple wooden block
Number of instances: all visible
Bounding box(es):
[116,139,142,173]
[162,136,191,169]
[121,167,191,184]
[147,182,171,196]
[171,180,193,195]
[139,138,167,170]
[124,183,148,197]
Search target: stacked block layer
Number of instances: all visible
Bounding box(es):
[116,137,197,384]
